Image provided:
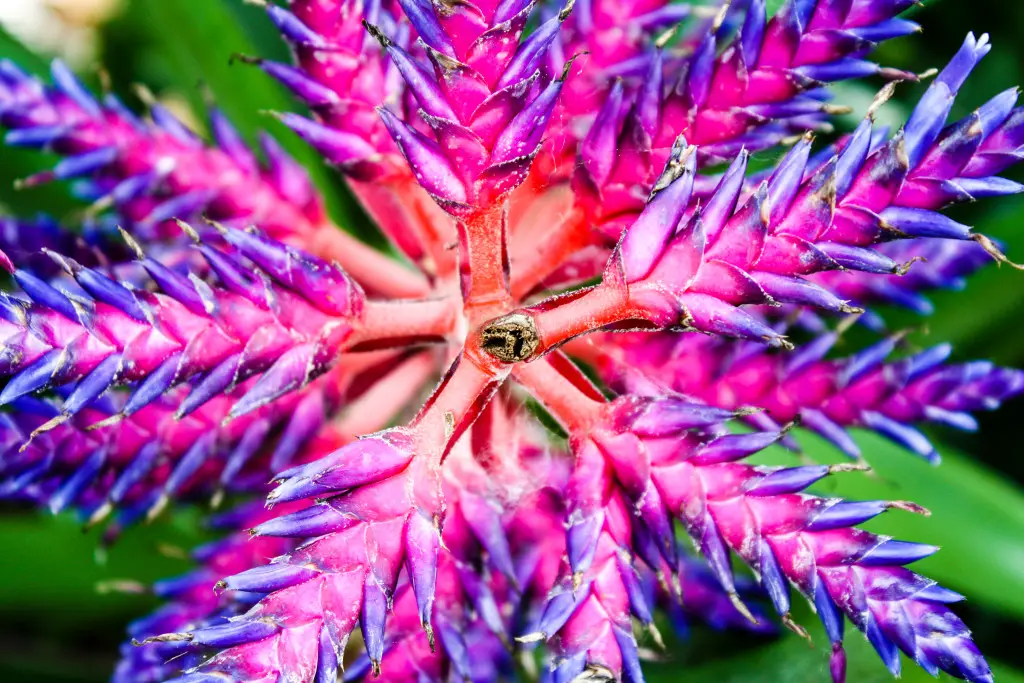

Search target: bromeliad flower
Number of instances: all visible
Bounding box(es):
[581,332,1024,463]
[1,2,1022,683]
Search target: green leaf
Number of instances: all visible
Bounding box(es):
[0,510,211,624]
[756,429,1024,621]
[0,510,214,682]
[107,0,282,143]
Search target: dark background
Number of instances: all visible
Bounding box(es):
[1,0,1023,681]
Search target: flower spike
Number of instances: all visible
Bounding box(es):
[493,35,1024,358]
[0,59,430,298]
[0,373,344,523]
[371,0,575,214]
[114,502,301,682]
[0,60,322,241]
[549,393,992,683]
[588,332,1024,463]
[0,4,1020,683]
[0,228,362,414]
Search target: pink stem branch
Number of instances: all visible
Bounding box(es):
[412,345,510,463]
[336,352,438,438]
[510,202,593,299]
[307,222,431,299]
[513,353,606,430]
[460,205,513,325]
[513,282,645,359]
[348,177,458,280]
[351,297,459,350]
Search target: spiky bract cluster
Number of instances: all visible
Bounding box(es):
[1,2,1022,683]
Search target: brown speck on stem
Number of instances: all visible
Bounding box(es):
[444,411,455,439]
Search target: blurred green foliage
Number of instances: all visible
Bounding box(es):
[1,0,1023,681]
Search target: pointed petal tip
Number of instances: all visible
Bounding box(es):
[728,592,760,626]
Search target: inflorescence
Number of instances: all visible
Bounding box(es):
[1,1,1023,682]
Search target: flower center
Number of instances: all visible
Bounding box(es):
[477,313,539,362]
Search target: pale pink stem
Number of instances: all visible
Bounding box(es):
[333,349,406,380]
[346,177,427,264]
[508,164,562,234]
[353,297,460,350]
[513,353,606,429]
[348,177,459,280]
[527,283,645,356]
[510,201,593,300]
[560,336,609,367]
[460,205,514,325]
[336,352,439,438]
[307,221,431,298]
[413,345,510,463]
[507,180,573,239]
